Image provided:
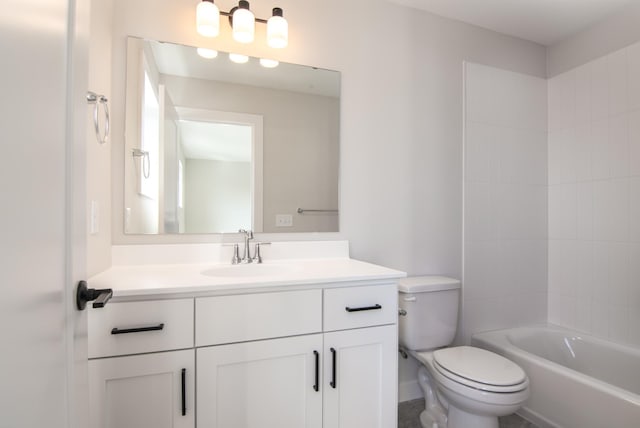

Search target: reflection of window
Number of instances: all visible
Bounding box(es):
[140,70,159,198]
[178,159,184,209]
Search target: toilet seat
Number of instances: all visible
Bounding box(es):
[432,346,528,393]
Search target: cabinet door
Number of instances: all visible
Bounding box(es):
[198,334,323,428]
[323,325,398,428]
[88,349,194,428]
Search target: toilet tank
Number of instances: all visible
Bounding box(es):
[398,276,461,351]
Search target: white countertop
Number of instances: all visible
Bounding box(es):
[90,257,406,299]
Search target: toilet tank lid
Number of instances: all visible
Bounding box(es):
[397,276,461,293]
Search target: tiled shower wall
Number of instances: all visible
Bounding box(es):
[547,41,640,346]
[461,63,548,344]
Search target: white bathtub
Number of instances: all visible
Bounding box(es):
[471,325,640,428]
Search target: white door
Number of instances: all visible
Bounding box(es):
[0,0,89,427]
[323,325,398,428]
[89,350,195,428]
[197,334,323,428]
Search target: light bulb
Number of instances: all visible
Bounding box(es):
[267,8,288,48]
[259,58,279,68]
[196,0,220,38]
[232,1,255,44]
[229,53,249,64]
[197,48,218,59]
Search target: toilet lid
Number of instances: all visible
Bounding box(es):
[433,346,526,387]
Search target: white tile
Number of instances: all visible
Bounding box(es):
[548,70,576,132]
[608,305,629,344]
[608,242,630,307]
[591,55,609,121]
[592,242,611,304]
[576,181,594,240]
[463,240,500,301]
[464,181,498,241]
[514,293,547,325]
[575,62,592,123]
[608,49,629,117]
[593,178,629,242]
[498,184,547,239]
[548,239,578,298]
[628,41,640,111]
[590,119,610,180]
[608,113,629,178]
[629,110,640,176]
[629,177,640,242]
[574,122,592,181]
[512,239,547,296]
[465,121,500,183]
[574,295,593,334]
[548,128,578,184]
[501,128,547,185]
[591,301,610,339]
[574,241,594,300]
[548,293,576,329]
[549,183,577,240]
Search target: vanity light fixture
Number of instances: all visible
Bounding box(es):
[197,47,219,58]
[229,52,249,64]
[196,0,288,48]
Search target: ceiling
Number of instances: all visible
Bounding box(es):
[387,0,634,46]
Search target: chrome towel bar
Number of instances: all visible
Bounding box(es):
[297,208,339,214]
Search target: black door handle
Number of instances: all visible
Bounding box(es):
[330,347,337,389]
[345,304,382,312]
[76,280,113,310]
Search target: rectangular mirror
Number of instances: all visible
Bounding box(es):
[124,37,340,234]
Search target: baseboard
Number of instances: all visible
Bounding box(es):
[398,379,423,403]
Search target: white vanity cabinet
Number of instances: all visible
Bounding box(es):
[88,282,399,428]
[88,299,195,428]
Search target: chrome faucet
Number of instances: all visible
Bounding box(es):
[238,229,254,263]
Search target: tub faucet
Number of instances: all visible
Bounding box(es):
[238,229,254,263]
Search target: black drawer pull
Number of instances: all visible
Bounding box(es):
[313,350,319,392]
[181,368,187,416]
[111,323,165,335]
[345,304,382,312]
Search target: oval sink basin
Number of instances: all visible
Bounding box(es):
[201,263,298,278]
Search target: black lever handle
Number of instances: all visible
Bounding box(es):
[76,280,113,310]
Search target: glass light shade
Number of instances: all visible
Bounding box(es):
[259,58,279,68]
[232,6,255,43]
[229,53,249,64]
[197,48,218,59]
[196,1,220,37]
[267,15,288,48]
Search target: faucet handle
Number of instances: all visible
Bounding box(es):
[231,243,241,265]
[238,229,253,239]
[252,242,271,264]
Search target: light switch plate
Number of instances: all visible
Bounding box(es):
[275,214,293,227]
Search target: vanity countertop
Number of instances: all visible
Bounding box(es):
[89,257,406,300]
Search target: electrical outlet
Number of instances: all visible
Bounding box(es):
[275,214,293,227]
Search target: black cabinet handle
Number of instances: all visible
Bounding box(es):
[181,368,186,416]
[345,304,382,312]
[111,323,165,335]
[330,347,337,389]
[76,280,113,310]
[313,350,319,392]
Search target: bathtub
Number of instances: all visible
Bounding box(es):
[471,325,640,428]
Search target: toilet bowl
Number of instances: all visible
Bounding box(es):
[398,276,530,428]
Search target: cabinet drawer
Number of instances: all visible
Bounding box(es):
[196,289,322,346]
[88,299,194,358]
[323,284,397,331]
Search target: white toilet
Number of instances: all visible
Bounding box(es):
[398,276,530,428]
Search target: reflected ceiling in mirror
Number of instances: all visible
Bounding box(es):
[124,37,340,235]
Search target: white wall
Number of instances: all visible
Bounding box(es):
[86,0,113,276]
[462,63,548,345]
[547,2,640,77]
[547,40,640,346]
